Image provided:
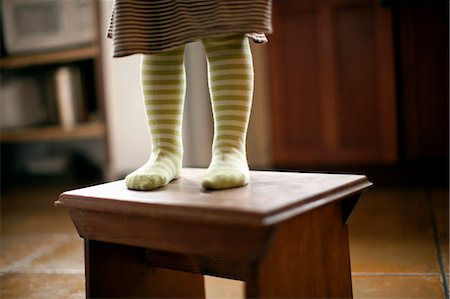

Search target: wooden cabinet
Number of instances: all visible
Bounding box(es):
[397,3,449,161]
[268,0,398,166]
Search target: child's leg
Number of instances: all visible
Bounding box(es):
[201,34,253,189]
[125,46,185,190]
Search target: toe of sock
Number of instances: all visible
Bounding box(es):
[125,173,166,191]
[202,170,248,190]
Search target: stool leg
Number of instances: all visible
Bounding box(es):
[245,202,353,299]
[85,240,205,298]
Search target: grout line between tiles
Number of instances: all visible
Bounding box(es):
[352,273,442,277]
[0,234,80,275]
[427,188,449,299]
[11,269,85,274]
[1,233,80,242]
[0,243,60,274]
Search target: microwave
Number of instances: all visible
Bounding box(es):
[1,0,96,54]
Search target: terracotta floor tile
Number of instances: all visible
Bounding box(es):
[350,237,441,274]
[352,275,444,298]
[1,184,81,276]
[2,212,77,239]
[2,199,78,238]
[20,239,84,273]
[1,184,61,210]
[0,235,72,274]
[441,242,449,275]
[2,183,446,298]
[1,183,78,220]
[349,188,440,274]
[431,188,449,274]
[204,276,243,299]
[350,188,433,237]
[0,273,84,299]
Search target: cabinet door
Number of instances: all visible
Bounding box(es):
[268,0,397,166]
[398,3,449,161]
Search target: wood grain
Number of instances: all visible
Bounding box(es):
[57,168,371,226]
[57,168,371,298]
[0,122,105,143]
[268,0,397,165]
[86,240,205,298]
[0,46,99,69]
[145,249,249,280]
[246,202,353,298]
[69,208,272,263]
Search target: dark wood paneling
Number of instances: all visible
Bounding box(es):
[336,6,379,149]
[269,0,398,166]
[282,8,323,148]
[398,3,449,161]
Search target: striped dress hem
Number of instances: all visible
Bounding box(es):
[107,0,272,57]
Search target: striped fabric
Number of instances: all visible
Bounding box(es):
[202,34,253,189]
[125,33,255,190]
[125,46,186,190]
[107,0,272,57]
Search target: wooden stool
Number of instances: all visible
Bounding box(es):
[56,168,371,298]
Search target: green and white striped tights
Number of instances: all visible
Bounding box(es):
[125,34,253,190]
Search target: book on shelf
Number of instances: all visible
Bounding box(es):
[54,65,87,130]
[0,73,48,131]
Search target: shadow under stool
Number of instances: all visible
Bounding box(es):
[56,168,372,298]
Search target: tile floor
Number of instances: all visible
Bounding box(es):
[1,180,448,298]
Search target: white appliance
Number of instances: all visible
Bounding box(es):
[1,0,95,54]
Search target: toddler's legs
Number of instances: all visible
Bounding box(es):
[202,34,253,189]
[125,46,185,190]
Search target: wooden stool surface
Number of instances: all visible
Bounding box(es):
[56,168,372,298]
[56,168,371,226]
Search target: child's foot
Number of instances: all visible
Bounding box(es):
[125,154,181,190]
[202,150,249,190]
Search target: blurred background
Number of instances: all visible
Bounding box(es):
[0,0,448,298]
[1,0,448,186]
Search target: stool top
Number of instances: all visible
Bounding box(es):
[57,168,371,226]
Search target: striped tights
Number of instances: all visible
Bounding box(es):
[125,34,252,190]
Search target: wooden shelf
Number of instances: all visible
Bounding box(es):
[0,46,100,69]
[0,122,106,143]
